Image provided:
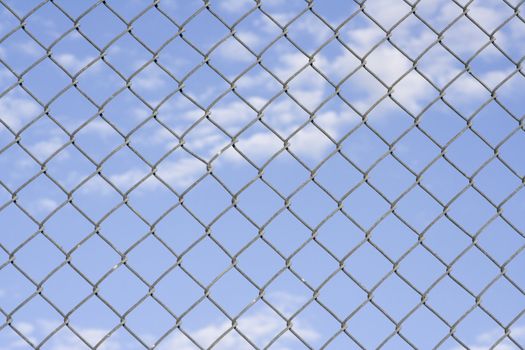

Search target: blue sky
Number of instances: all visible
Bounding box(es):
[0,0,524,349]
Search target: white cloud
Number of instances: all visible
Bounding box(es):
[214,38,255,63]
[3,293,317,350]
[78,175,115,196]
[0,93,41,131]
[217,0,253,14]
[8,323,122,350]
[28,137,68,160]
[55,53,96,73]
[34,197,59,212]
[317,49,360,82]
[289,126,333,159]
[17,0,514,198]
[480,69,515,90]
[132,65,169,91]
[109,168,150,190]
[290,14,333,46]
[469,2,510,33]
[155,157,206,189]
[80,157,206,195]
[449,325,525,350]
[158,293,319,349]
[328,3,514,115]
[79,119,118,137]
[15,41,42,58]
[211,100,256,127]
[224,131,283,163]
[235,31,260,48]
[14,322,35,336]
[275,52,310,82]
[364,0,412,29]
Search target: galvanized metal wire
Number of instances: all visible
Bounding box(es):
[1,0,524,349]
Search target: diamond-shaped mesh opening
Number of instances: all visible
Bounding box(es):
[48,87,97,132]
[345,242,392,290]
[447,188,496,234]
[126,179,176,222]
[101,147,150,193]
[14,233,63,282]
[42,265,92,313]
[373,273,420,322]
[237,238,283,286]
[154,266,203,316]
[232,300,283,348]
[340,125,389,170]
[21,117,69,162]
[77,4,125,48]
[264,210,309,257]
[0,30,45,73]
[291,241,338,287]
[416,0,462,32]
[453,307,503,349]
[423,217,471,264]
[182,236,230,286]
[209,268,258,316]
[290,181,338,228]
[210,37,255,79]
[44,203,93,250]
[25,3,71,47]
[76,61,124,106]
[131,8,178,51]
[211,208,256,254]
[397,245,444,292]
[318,270,367,319]
[400,305,449,348]
[343,183,390,230]
[482,277,525,325]
[71,234,120,283]
[442,16,490,62]
[22,58,71,103]
[395,186,443,232]
[2,1,524,348]
[286,12,333,55]
[67,296,119,347]
[0,264,35,311]
[451,247,501,295]
[125,296,175,347]
[418,100,466,146]
[477,217,524,265]
[316,211,363,259]
[97,265,147,314]
[181,298,231,348]
[103,33,151,79]
[371,214,416,261]
[365,99,412,142]
[346,302,395,349]
[426,275,474,324]
[293,301,341,348]
[0,203,38,251]
[421,157,468,204]
[126,234,175,283]
[131,64,178,105]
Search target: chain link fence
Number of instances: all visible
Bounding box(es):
[0,0,524,349]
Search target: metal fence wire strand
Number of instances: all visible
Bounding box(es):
[0,0,524,349]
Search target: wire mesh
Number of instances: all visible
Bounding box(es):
[0,0,524,349]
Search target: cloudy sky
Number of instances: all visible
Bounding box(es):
[0,0,524,349]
